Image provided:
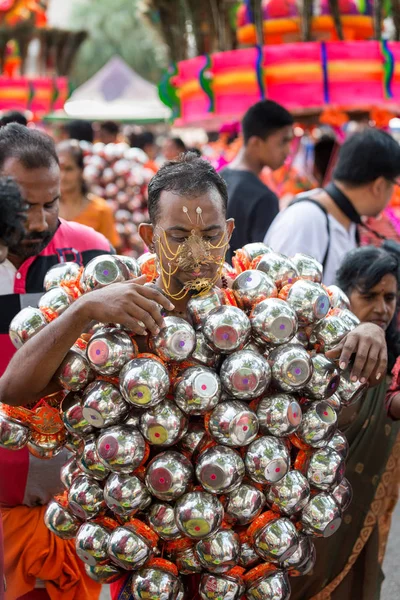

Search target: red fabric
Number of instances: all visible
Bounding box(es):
[0,447,29,507]
[0,336,16,379]
[17,590,50,600]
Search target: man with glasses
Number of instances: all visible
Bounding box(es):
[265,128,400,284]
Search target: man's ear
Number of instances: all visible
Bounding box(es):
[370,176,387,198]
[139,223,155,250]
[226,218,235,241]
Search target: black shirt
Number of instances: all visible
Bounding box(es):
[221,168,279,263]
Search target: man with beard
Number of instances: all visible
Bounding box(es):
[0,154,389,600]
[0,124,112,600]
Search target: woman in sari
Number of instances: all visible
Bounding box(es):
[57,140,121,250]
[290,243,400,600]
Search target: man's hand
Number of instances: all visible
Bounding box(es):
[78,275,174,336]
[325,322,387,384]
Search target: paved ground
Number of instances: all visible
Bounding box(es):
[100,501,400,600]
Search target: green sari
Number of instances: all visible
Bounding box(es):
[290,380,400,600]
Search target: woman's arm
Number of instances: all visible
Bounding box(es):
[0,277,174,407]
[325,322,387,385]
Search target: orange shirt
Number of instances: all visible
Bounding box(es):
[66,194,120,250]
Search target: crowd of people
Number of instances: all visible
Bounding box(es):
[0,99,399,600]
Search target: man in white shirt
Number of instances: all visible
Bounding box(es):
[265,128,400,284]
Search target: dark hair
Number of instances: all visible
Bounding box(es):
[169,137,187,154]
[57,139,88,195]
[187,147,202,157]
[147,152,228,223]
[130,131,155,150]
[336,242,400,371]
[0,111,28,127]
[333,128,400,186]
[100,120,119,136]
[0,176,26,246]
[242,100,294,144]
[314,134,337,182]
[62,120,94,143]
[0,123,58,171]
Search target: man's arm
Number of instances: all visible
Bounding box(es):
[0,277,174,407]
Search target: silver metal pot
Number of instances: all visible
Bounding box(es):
[196,445,245,494]
[130,566,182,600]
[68,474,105,520]
[119,357,170,408]
[250,298,298,346]
[174,491,223,540]
[9,306,48,349]
[195,529,240,573]
[256,251,298,288]
[269,343,313,392]
[245,436,290,485]
[296,401,337,448]
[38,286,74,318]
[43,261,82,292]
[174,366,221,415]
[96,425,146,473]
[232,269,277,312]
[286,280,330,326]
[107,524,153,570]
[300,492,342,537]
[75,521,110,565]
[267,470,310,516]
[220,350,271,400]
[149,316,196,362]
[225,483,266,526]
[203,305,251,353]
[44,499,80,540]
[56,347,94,392]
[80,254,129,292]
[0,414,29,450]
[78,434,110,480]
[256,393,302,437]
[302,354,340,400]
[104,472,151,516]
[87,327,135,375]
[191,332,221,368]
[145,451,193,502]
[82,380,129,429]
[208,400,259,447]
[61,392,94,436]
[291,253,323,283]
[139,400,188,446]
[252,515,299,563]
[147,503,181,540]
[187,287,224,330]
[306,447,345,491]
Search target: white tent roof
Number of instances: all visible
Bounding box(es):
[64,56,171,123]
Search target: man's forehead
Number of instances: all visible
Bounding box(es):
[1,158,60,202]
[158,188,224,219]
[2,157,59,184]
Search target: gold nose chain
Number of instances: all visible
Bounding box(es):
[154,206,229,301]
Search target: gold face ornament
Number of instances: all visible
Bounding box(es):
[155,226,229,301]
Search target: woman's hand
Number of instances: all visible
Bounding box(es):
[325,322,387,384]
[78,275,174,336]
